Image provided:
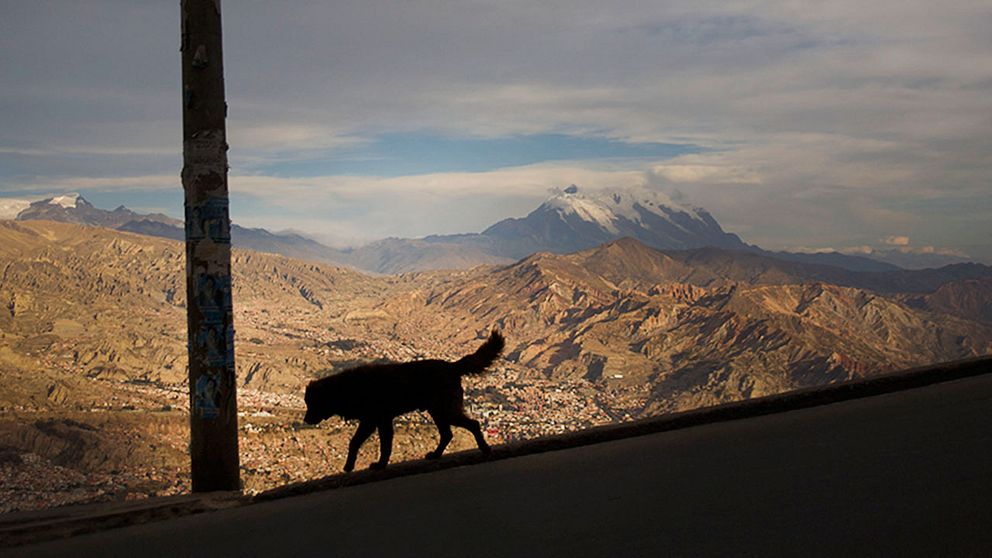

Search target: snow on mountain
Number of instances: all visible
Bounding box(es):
[15,194,180,230]
[546,194,621,234]
[6,187,933,275]
[482,186,747,259]
[0,193,85,219]
[10,193,350,267]
[49,192,83,209]
[545,186,705,233]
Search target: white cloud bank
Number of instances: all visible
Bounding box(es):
[882,236,911,247]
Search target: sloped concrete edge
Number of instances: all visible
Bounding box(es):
[254,356,992,501]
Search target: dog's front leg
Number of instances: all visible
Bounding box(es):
[426,415,453,459]
[343,421,376,472]
[369,419,393,470]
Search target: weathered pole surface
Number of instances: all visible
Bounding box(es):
[181,0,240,492]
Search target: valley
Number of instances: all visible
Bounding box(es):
[0,220,989,513]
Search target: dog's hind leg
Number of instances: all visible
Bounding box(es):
[343,420,376,472]
[426,412,453,459]
[369,419,393,470]
[452,413,490,454]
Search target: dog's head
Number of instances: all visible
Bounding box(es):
[302,381,324,424]
[302,378,342,425]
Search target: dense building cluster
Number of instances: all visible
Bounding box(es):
[0,361,652,512]
[0,450,187,514]
[3,285,659,512]
[235,364,650,493]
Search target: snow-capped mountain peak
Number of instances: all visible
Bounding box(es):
[545,189,622,234]
[482,185,747,258]
[0,193,90,220]
[49,193,83,209]
[13,193,180,230]
[542,186,704,233]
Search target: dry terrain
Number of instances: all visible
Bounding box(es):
[0,220,989,512]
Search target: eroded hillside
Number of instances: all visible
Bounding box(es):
[1,221,989,511]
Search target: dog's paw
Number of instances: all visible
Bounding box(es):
[479,444,492,454]
[343,462,355,473]
[425,451,441,460]
[368,461,388,470]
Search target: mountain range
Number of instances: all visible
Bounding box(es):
[1,220,988,406]
[12,193,181,230]
[4,188,942,274]
[1,189,987,507]
[334,186,903,273]
[1,218,989,505]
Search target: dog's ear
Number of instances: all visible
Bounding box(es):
[489,328,504,345]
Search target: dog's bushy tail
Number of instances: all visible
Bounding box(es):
[452,330,505,376]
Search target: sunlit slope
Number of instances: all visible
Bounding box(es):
[1,220,989,414]
[0,220,388,398]
[399,238,992,411]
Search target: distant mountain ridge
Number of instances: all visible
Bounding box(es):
[15,193,181,230]
[119,219,350,265]
[840,247,974,270]
[10,193,351,267]
[483,186,747,257]
[607,239,990,295]
[2,188,966,274]
[340,186,899,273]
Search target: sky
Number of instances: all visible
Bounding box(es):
[1,1,990,260]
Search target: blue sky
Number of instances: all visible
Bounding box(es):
[1,1,990,260]
[258,133,700,178]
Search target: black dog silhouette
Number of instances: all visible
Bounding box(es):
[304,330,504,471]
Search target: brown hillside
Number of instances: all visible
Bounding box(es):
[1,222,989,509]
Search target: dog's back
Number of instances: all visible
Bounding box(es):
[305,330,504,421]
[326,359,461,420]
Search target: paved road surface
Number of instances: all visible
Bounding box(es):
[11,374,992,557]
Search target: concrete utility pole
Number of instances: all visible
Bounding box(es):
[181,0,240,492]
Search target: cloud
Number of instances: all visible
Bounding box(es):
[882,235,911,247]
[649,157,762,185]
[2,1,991,261]
[3,175,177,194]
[228,124,367,155]
[791,243,971,265]
[228,162,649,239]
[914,245,969,257]
[0,146,174,157]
